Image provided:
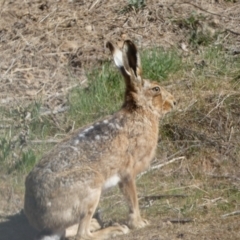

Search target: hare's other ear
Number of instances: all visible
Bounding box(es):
[106,40,143,90]
[122,40,142,82]
[106,41,129,82]
[106,42,123,69]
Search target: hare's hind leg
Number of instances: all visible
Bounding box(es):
[65,219,101,238]
[89,223,129,240]
[75,189,129,240]
[119,177,149,229]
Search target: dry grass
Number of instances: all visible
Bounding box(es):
[1,0,240,105]
[0,1,240,240]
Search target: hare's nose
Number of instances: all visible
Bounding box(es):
[170,100,177,109]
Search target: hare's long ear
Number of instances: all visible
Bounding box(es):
[106,40,143,91]
[122,40,143,85]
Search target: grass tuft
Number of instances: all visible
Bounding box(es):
[119,0,146,14]
[0,137,11,163]
[141,48,181,80]
[68,63,124,127]
[11,149,37,173]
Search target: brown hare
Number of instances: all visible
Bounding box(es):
[24,40,176,240]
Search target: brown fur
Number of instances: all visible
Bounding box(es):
[24,40,176,240]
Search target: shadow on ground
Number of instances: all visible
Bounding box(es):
[0,210,37,240]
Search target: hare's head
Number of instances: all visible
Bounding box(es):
[107,40,176,117]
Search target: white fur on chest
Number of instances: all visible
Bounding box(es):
[103,174,120,190]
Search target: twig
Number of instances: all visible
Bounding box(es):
[140,194,188,201]
[179,2,223,18]
[199,197,227,207]
[160,144,200,160]
[192,185,209,194]
[35,82,46,95]
[150,157,186,171]
[30,139,61,144]
[163,218,193,224]
[40,106,69,116]
[0,124,21,129]
[225,28,240,36]
[225,125,234,158]
[0,0,6,16]
[186,165,194,179]
[222,211,240,218]
[183,100,198,112]
[88,0,101,11]
[200,94,230,122]
[39,8,57,23]
[178,2,240,35]
[2,59,16,78]
[137,156,185,179]
[18,32,30,45]
[207,173,240,182]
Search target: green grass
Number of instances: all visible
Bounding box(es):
[11,149,37,173]
[141,48,182,80]
[173,13,213,47]
[200,46,240,77]
[0,104,58,174]
[128,0,145,9]
[68,63,124,126]
[119,0,146,14]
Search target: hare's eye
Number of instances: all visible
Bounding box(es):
[152,86,160,92]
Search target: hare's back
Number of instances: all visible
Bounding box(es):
[25,113,128,191]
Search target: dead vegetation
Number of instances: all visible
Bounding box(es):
[0,0,240,240]
[1,0,240,106]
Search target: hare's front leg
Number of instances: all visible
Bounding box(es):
[119,177,149,229]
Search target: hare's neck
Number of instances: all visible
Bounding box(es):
[120,108,160,138]
[137,110,160,140]
[122,89,142,111]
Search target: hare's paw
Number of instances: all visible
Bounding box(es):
[128,216,149,229]
[111,223,130,236]
[90,218,101,232]
[83,223,129,240]
[65,218,101,238]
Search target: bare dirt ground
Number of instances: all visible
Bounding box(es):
[0,0,240,240]
[1,0,240,107]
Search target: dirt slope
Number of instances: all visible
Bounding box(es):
[0,0,239,107]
